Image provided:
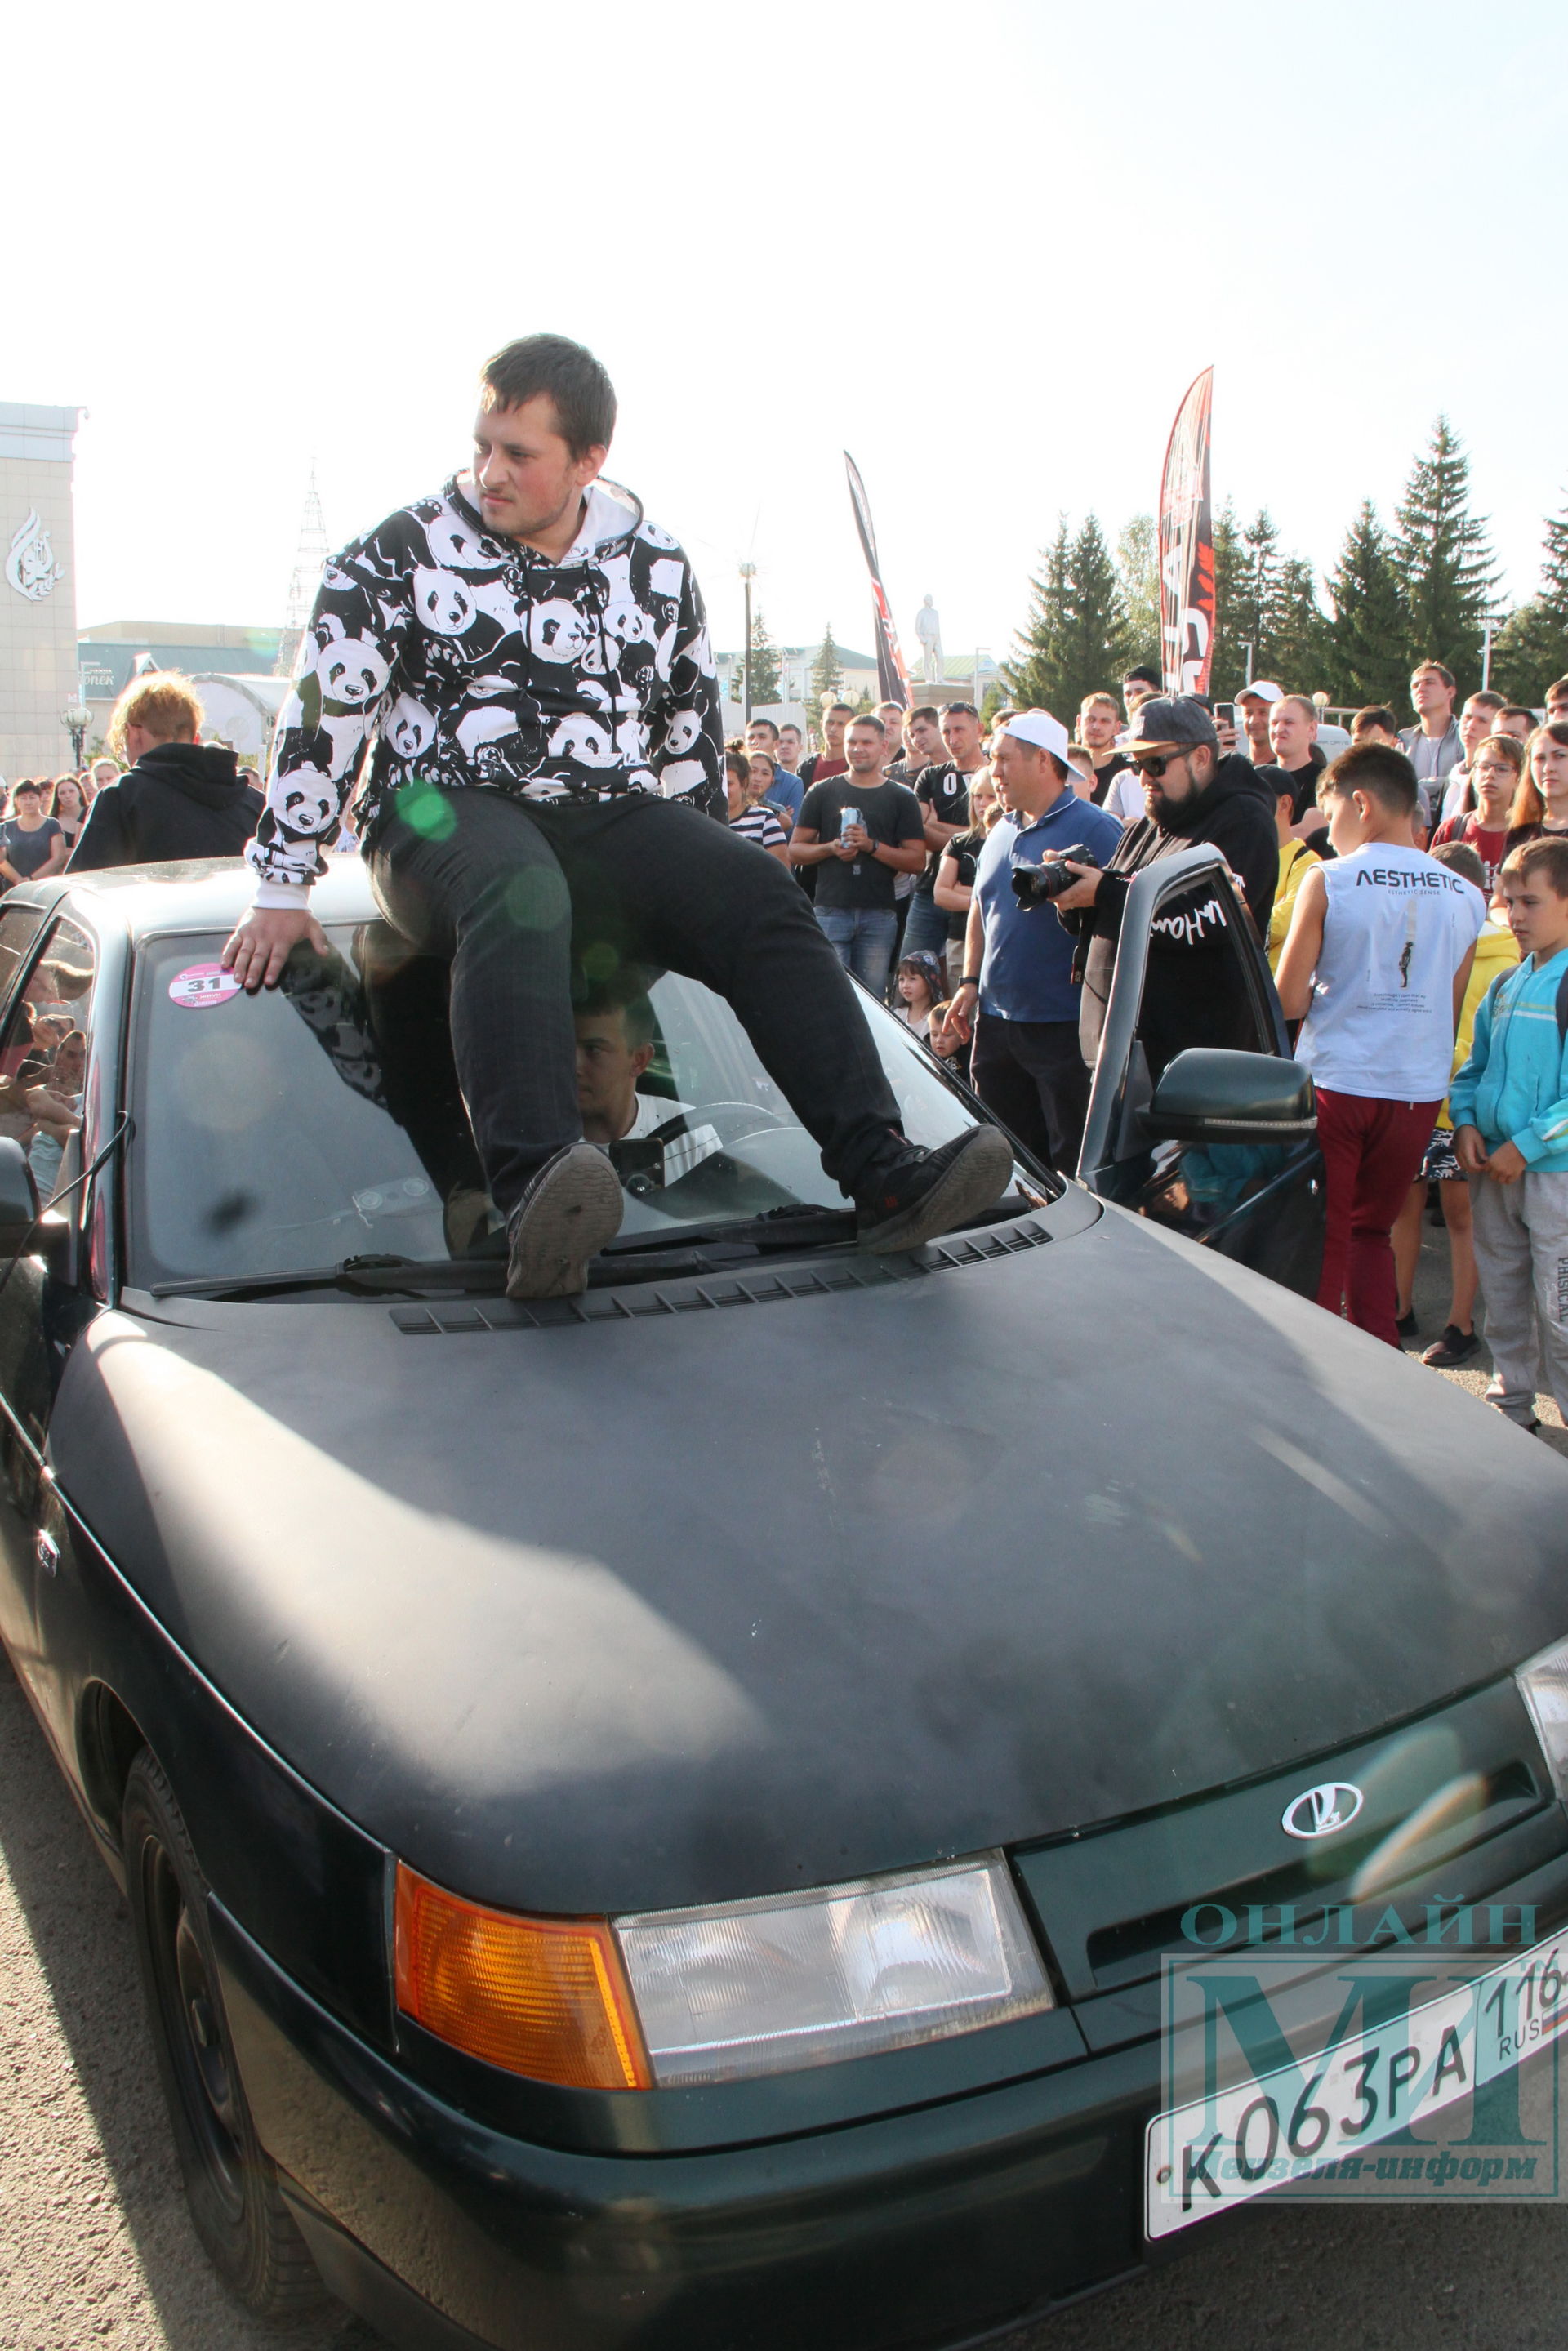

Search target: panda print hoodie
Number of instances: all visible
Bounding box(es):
[247,476,724,902]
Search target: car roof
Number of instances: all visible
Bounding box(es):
[10,857,378,941]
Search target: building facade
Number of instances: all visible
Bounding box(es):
[77,619,283,756]
[1,403,82,782]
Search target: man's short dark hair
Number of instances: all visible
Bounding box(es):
[942,701,979,719]
[826,701,856,718]
[1465,690,1505,712]
[1123,665,1161,690]
[1321,741,1419,814]
[849,714,887,736]
[746,716,780,741]
[480,334,617,459]
[1506,835,1568,898]
[577,964,657,1049]
[1499,705,1538,729]
[1352,704,1400,737]
[906,704,941,727]
[1548,676,1568,703]
[1411,659,1455,692]
[1431,839,1487,893]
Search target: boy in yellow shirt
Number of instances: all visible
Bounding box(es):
[1266,774,1321,972]
[1392,839,1519,1362]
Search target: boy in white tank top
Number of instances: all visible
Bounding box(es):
[1276,741,1484,1345]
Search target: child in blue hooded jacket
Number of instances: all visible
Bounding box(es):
[1450,837,1568,1430]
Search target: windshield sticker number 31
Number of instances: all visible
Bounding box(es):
[169,962,243,1011]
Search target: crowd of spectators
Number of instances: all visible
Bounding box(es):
[7,648,1568,1433]
[721,658,1568,1433]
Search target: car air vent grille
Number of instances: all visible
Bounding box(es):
[390,1215,1052,1335]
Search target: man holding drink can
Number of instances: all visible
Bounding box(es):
[790,715,927,995]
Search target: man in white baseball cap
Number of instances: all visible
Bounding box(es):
[1235,679,1284,766]
[939,710,1124,1172]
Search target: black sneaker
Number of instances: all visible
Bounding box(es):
[856,1127,1013,1254]
[1422,1323,1480,1368]
[1396,1310,1418,1341]
[506,1145,623,1299]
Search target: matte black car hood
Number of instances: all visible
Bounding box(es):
[56,1207,1568,1916]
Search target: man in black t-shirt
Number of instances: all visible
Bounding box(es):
[791,716,926,994]
[902,701,983,963]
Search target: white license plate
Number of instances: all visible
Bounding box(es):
[1145,1930,1568,2239]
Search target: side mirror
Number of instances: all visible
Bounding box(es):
[0,1137,40,1255]
[1139,1048,1316,1146]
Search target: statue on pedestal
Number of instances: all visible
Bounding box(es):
[914,594,942,683]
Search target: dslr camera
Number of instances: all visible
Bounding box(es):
[1010,847,1099,906]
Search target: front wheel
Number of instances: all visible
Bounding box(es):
[122,1750,323,2318]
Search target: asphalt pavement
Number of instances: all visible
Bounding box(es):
[1,1225,1565,2351]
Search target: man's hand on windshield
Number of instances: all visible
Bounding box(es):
[221,905,328,992]
[1050,862,1102,911]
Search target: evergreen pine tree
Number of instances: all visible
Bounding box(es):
[809,625,844,706]
[1320,500,1410,708]
[1266,556,1326,694]
[1492,493,1568,705]
[1004,519,1072,710]
[1389,416,1500,695]
[1209,501,1248,697]
[747,607,783,706]
[1236,509,1282,677]
[1058,514,1133,716]
[1115,514,1160,672]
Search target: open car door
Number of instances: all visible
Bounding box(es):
[1076,844,1325,1299]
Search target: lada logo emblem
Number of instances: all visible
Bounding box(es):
[1281,1782,1365,1840]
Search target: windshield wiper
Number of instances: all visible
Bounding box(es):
[145,1254,510,1301]
[145,1187,1038,1302]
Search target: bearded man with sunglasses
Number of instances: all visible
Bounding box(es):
[1052,696,1278,1079]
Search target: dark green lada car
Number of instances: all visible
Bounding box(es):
[0,847,1566,2351]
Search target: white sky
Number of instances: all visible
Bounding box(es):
[8,0,1565,672]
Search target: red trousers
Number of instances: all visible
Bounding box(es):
[1314,1088,1440,1347]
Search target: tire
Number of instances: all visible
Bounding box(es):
[122,1749,324,2319]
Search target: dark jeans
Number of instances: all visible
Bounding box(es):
[970,1013,1089,1175]
[369,789,905,1218]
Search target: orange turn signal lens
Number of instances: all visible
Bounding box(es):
[394,1863,652,2089]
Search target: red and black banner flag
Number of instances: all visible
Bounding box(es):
[1158,368,1215,696]
[844,452,910,709]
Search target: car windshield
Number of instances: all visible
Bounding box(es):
[127,927,1035,1290]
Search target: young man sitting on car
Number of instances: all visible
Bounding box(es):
[221,334,1008,1298]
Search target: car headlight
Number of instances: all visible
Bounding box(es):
[615,1854,1053,2086]
[1517,1636,1568,1799]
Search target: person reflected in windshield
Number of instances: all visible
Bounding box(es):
[574,977,721,1188]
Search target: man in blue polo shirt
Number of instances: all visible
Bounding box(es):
[940,708,1124,1172]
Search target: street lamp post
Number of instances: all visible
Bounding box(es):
[60,695,91,768]
[1481,612,1508,693]
[739,563,757,724]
